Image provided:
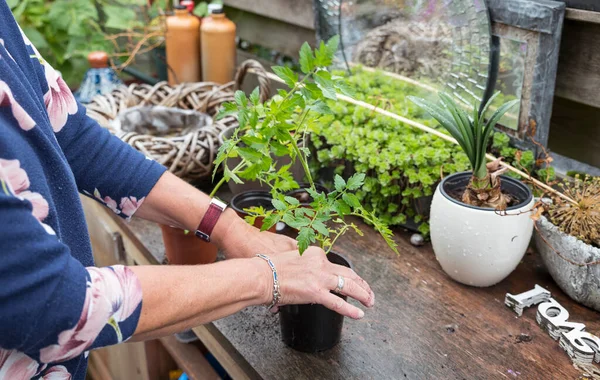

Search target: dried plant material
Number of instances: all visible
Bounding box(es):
[549,175,600,247]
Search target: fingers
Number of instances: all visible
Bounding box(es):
[334,266,373,301]
[318,291,365,320]
[330,274,373,308]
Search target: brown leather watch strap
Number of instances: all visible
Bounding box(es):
[195,198,227,242]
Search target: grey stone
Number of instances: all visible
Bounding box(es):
[534,215,600,311]
[410,233,424,247]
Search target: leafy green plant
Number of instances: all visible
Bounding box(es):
[211,37,398,255]
[408,93,518,209]
[9,0,153,86]
[307,67,470,236]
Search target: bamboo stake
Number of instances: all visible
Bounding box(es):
[258,70,577,205]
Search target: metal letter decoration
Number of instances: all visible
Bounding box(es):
[506,286,600,368]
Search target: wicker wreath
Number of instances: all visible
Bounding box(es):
[85,59,270,181]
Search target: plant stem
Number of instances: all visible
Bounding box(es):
[326,224,349,254]
[290,110,315,189]
[209,161,246,197]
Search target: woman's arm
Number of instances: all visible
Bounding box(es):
[134,171,297,259]
[130,247,374,341]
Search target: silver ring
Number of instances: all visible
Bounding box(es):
[334,275,345,293]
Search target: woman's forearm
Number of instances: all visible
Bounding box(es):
[134,171,240,248]
[129,257,271,341]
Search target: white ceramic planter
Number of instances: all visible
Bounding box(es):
[430,172,534,287]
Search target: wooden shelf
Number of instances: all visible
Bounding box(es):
[159,336,221,380]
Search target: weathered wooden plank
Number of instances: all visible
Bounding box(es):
[224,0,314,30]
[159,336,220,380]
[225,6,315,58]
[566,7,600,23]
[554,19,600,108]
[563,0,600,12]
[549,96,600,171]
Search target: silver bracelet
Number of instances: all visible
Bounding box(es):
[256,254,281,310]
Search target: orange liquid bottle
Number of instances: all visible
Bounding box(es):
[165,5,201,85]
[201,5,236,84]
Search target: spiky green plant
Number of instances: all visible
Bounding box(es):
[408,93,518,209]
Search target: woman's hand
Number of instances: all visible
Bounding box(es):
[256,247,375,320]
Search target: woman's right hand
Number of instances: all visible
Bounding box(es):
[255,247,375,319]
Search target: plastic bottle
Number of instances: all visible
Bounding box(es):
[165,5,201,85]
[200,4,236,84]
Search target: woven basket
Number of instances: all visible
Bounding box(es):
[85,60,270,181]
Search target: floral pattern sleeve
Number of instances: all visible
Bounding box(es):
[0,160,143,379]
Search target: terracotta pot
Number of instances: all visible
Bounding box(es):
[230,190,277,232]
[160,224,218,265]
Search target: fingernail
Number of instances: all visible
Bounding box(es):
[358,309,365,319]
[370,292,375,307]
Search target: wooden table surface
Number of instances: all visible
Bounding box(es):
[117,209,598,380]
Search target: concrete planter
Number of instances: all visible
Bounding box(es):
[535,215,600,312]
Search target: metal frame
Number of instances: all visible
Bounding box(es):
[487,0,565,154]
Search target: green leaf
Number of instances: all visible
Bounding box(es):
[234,90,248,107]
[326,35,340,57]
[7,0,19,9]
[342,193,361,208]
[346,172,365,190]
[312,220,330,236]
[249,87,260,105]
[284,196,300,206]
[224,164,243,184]
[283,213,311,229]
[103,5,139,30]
[308,100,332,115]
[297,227,316,254]
[272,199,287,211]
[334,199,351,215]
[261,213,281,231]
[272,66,298,88]
[299,42,315,74]
[334,174,346,192]
[193,2,208,17]
[314,70,337,100]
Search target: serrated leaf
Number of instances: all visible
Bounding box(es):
[334,199,351,215]
[283,213,311,229]
[299,42,315,74]
[334,174,346,192]
[224,165,243,184]
[308,100,332,115]
[271,198,287,211]
[297,227,316,254]
[326,35,340,57]
[234,90,248,107]
[249,87,261,105]
[312,220,330,236]
[272,65,298,88]
[346,173,366,190]
[284,196,300,206]
[343,193,361,208]
[314,70,337,100]
[261,213,281,231]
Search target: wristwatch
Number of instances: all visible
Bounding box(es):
[195,198,228,242]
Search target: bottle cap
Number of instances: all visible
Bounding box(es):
[208,3,223,14]
[180,0,194,13]
[87,51,108,69]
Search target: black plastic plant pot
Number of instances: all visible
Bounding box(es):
[285,183,330,206]
[230,190,276,232]
[279,251,350,352]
